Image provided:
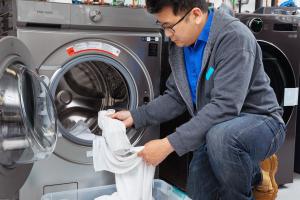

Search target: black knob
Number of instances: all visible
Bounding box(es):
[249,18,263,34]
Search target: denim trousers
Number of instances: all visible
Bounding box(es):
[185,113,286,200]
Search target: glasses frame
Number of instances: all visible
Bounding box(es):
[156,8,194,33]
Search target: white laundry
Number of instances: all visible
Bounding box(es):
[97,110,133,155]
[93,110,155,200]
[68,120,96,140]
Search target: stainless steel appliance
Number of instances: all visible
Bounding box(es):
[0,0,161,199]
[236,13,300,185]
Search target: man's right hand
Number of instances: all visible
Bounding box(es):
[108,111,134,128]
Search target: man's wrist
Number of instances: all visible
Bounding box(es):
[163,137,175,154]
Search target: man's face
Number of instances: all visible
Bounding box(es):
[156,7,203,47]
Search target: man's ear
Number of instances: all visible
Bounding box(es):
[192,8,203,25]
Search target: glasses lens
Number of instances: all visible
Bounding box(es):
[165,27,175,34]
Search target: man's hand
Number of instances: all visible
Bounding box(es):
[108,111,134,128]
[137,138,174,167]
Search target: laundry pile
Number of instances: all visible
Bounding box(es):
[68,120,96,140]
[61,118,96,140]
[63,110,155,200]
[93,110,156,200]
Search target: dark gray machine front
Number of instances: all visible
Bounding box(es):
[236,13,300,185]
[254,6,300,15]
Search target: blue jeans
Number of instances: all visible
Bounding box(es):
[185,113,286,200]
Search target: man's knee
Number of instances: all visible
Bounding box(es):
[206,121,239,153]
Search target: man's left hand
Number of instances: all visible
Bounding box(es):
[137,138,175,167]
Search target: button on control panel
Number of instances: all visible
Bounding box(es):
[248,18,263,34]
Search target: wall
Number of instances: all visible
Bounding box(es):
[119,0,300,13]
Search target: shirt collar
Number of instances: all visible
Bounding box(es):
[189,9,213,49]
[199,9,213,43]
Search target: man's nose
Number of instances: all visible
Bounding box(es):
[165,30,174,38]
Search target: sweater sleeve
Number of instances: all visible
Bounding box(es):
[130,73,187,129]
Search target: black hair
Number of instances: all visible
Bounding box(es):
[146,0,209,16]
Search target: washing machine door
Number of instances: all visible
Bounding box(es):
[259,40,296,123]
[0,37,58,199]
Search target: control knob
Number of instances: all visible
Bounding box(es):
[248,18,263,34]
[90,9,102,22]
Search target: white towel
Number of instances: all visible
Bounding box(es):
[97,110,133,155]
[68,120,96,140]
[93,110,155,200]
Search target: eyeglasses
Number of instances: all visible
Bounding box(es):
[156,8,193,34]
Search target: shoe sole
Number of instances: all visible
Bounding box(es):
[270,155,278,200]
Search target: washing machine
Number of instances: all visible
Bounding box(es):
[0,1,161,199]
[235,13,300,185]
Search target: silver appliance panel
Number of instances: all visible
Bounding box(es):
[70,4,159,31]
[16,0,71,28]
[14,0,160,31]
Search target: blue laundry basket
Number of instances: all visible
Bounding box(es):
[41,179,191,200]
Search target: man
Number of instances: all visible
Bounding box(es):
[109,1,286,199]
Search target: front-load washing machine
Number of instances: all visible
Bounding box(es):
[0,1,161,200]
[236,13,300,185]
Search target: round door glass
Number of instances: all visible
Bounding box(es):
[0,63,58,170]
[56,61,129,139]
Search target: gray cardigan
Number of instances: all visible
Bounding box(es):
[130,3,284,156]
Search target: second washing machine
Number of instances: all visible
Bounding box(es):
[236,13,300,185]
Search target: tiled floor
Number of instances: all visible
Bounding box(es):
[277,173,300,200]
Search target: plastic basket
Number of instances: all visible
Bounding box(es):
[41,179,191,200]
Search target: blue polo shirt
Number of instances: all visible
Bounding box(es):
[184,9,213,105]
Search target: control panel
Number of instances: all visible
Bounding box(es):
[70,4,158,30]
[1,0,158,36]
